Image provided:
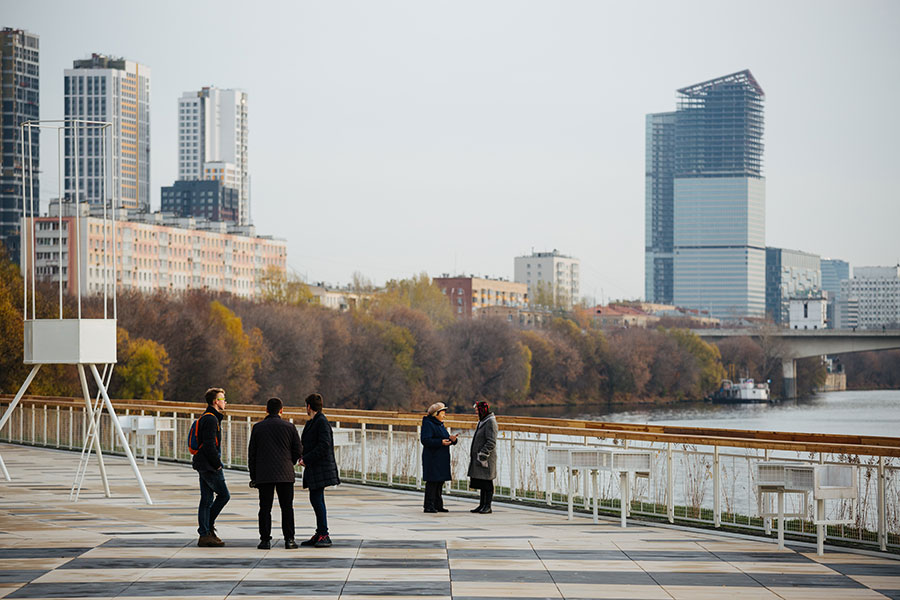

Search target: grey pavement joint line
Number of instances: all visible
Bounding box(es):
[339,532,363,599]
[527,539,574,600]
[613,539,677,599]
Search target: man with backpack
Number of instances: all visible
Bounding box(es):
[192,387,230,547]
[248,397,302,549]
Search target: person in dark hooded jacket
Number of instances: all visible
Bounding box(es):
[298,393,340,547]
[467,400,498,514]
[420,402,458,512]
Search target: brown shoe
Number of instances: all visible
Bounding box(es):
[198,534,225,547]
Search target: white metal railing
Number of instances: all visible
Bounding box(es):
[1,400,897,554]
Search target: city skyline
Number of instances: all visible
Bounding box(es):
[4,1,899,300]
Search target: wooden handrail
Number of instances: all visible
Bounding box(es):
[3,395,899,457]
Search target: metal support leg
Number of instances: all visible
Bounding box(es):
[592,470,598,524]
[567,468,575,521]
[89,364,152,505]
[0,364,42,480]
[620,472,628,528]
[76,364,110,498]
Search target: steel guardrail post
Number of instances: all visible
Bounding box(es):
[714,445,721,528]
[667,442,674,523]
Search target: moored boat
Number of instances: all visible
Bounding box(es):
[708,378,771,404]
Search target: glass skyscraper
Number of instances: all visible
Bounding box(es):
[646,70,766,318]
[0,28,39,263]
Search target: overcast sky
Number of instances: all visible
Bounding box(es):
[6,0,899,301]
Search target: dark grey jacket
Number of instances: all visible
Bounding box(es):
[248,414,302,484]
[467,413,498,480]
[300,411,341,490]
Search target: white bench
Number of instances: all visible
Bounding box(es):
[546,446,653,527]
[117,415,176,465]
[756,461,858,554]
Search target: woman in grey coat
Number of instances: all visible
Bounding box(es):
[467,400,498,514]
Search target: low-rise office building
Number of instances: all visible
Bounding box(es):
[434,275,528,318]
[837,266,900,330]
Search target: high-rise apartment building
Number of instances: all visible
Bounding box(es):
[514,249,580,309]
[0,28,39,262]
[178,87,249,225]
[64,54,150,212]
[765,247,821,325]
[646,70,766,319]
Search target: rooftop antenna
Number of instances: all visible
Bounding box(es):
[0,120,152,504]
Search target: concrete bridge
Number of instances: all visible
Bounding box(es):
[693,329,900,398]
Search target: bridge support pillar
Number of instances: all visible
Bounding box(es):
[782,358,797,399]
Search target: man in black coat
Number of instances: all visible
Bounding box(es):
[193,387,230,547]
[298,393,340,548]
[248,397,302,549]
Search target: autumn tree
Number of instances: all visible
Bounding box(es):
[229,299,323,401]
[207,300,265,403]
[442,318,531,407]
[112,328,170,400]
[715,336,765,381]
[665,329,725,396]
[0,245,27,395]
[259,266,314,305]
[373,272,455,328]
[382,305,448,406]
[346,312,421,410]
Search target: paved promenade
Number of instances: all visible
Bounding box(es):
[0,443,897,599]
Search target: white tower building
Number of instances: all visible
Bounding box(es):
[178,87,249,225]
[64,54,151,212]
[514,249,580,310]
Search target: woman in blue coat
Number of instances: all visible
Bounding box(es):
[420,402,458,512]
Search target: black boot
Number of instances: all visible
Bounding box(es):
[471,488,487,513]
[477,485,493,514]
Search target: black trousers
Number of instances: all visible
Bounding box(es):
[479,481,494,508]
[424,481,445,510]
[257,482,295,541]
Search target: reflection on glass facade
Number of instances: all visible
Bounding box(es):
[765,247,821,324]
[821,259,850,298]
[645,112,676,303]
[673,178,766,317]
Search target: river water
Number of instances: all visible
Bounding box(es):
[505,390,900,438]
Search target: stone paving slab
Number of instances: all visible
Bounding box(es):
[0,443,898,599]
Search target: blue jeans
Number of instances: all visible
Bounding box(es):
[309,487,328,535]
[198,469,230,536]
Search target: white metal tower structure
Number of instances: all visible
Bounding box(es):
[0,120,152,504]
